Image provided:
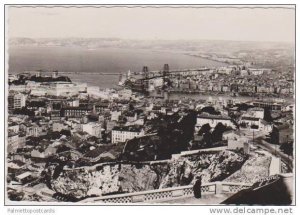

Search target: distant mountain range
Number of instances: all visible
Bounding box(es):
[9,37,293,52]
[9,37,294,70]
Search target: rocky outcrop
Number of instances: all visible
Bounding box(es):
[159,150,247,188]
[50,150,248,198]
[224,153,272,184]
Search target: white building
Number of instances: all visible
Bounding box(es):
[9,85,27,92]
[148,77,164,88]
[195,113,235,132]
[12,94,27,109]
[110,110,122,121]
[52,122,68,132]
[8,122,19,133]
[67,99,80,107]
[240,70,249,76]
[118,89,133,100]
[23,123,41,137]
[217,67,233,75]
[82,122,102,138]
[242,107,264,119]
[49,82,80,96]
[31,147,57,158]
[223,130,248,150]
[239,117,272,132]
[7,132,19,153]
[30,82,83,97]
[111,126,145,144]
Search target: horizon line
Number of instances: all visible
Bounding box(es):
[9,37,295,44]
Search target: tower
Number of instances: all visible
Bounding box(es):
[163,64,169,85]
[35,70,41,77]
[163,64,169,75]
[127,70,131,79]
[142,66,149,78]
[52,70,58,78]
[142,66,149,92]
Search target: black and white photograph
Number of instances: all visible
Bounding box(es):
[4,3,296,208]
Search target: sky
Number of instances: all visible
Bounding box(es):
[7,5,295,43]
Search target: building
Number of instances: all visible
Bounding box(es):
[223,130,248,150]
[95,102,110,113]
[106,120,118,132]
[67,99,80,107]
[50,110,62,121]
[31,147,57,158]
[110,110,122,121]
[195,113,235,132]
[7,132,19,153]
[52,122,68,132]
[8,93,27,110]
[242,107,264,119]
[21,123,41,137]
[252,100,283,111]
[47,82,80,97]
[239,116,260,130]
[15,172,33,184]
[8,94,14,111]
[52,71,58,78]
[61,107,92,118]
[118,89,133,100]
[125,112,138,122]
[8,122,19,133]
[82,122,102,138]
[111,126,145,144]
[249,68,264,76]
[239,117,272,132]
[240,69,249,76]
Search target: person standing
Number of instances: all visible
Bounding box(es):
[193,175,202,199]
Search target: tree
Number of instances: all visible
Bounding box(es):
[270,127,279,145]
[211,123,227,143]
[280,142,293,156]
[236,103,253,112]
[263,107,273,122]
[200,106,220,115]
[198,123,211,135]
[60,129,71,137]
[13,107,35,116]
[203,132,213,148]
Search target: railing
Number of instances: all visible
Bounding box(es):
[80,182,251,204]
[221,182,252,194]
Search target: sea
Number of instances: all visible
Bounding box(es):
[8,46,227,88]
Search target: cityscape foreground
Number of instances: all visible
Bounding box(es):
[7,58,294,204]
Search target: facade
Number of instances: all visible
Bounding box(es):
[8,123,20,133]
[110,110,122,121]
[118,89,133,99]
[106,120,117,132]
[7,132,19,153]
[242,107,265,119]
[223,130,248,150]
[195,113,235,131]
[111,126,144,144]
[239,117,272,132]
[8,93,27,110]
[61,107,92,118]
[82,122,102,138]
[52,122,67,132]
[25,124,41,137]
[252,100,283,111]
[48,82,80,96]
